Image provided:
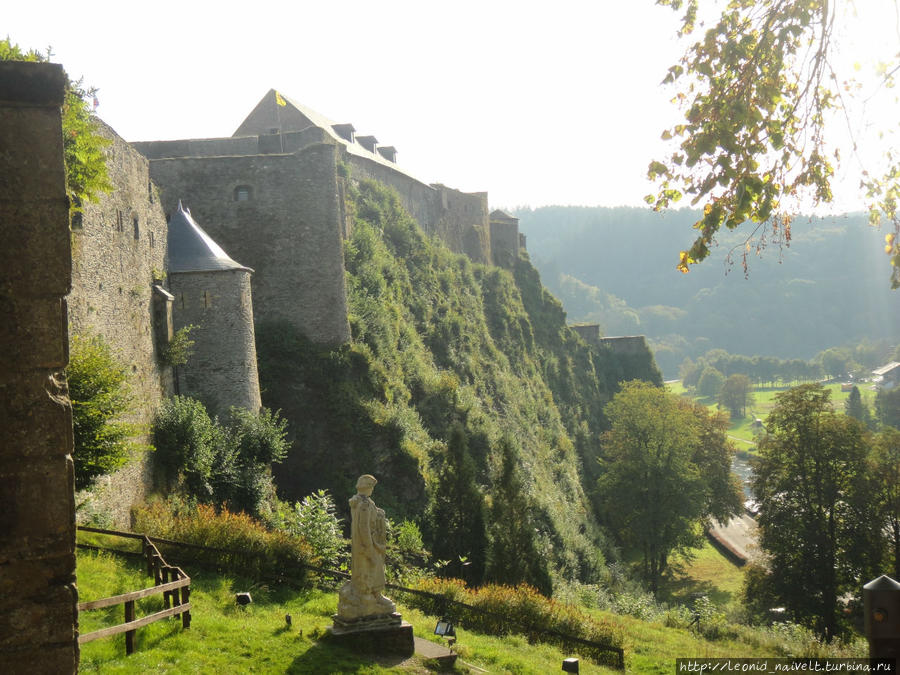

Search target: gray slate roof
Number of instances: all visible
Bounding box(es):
[168,201,252,274]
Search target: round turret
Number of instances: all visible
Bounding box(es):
[167,201,261,414]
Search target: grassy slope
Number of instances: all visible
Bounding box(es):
[668,381,875,451]
[78,549,845,674]
[258,181,662,585]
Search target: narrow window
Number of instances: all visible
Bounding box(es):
[148,180,154,203]
[133,216,140,240]
[116,209,123,231]
[234,185,252,202]
[149,231,155,248]
[204,291,211,308]
[70,196,83,230]
[180,293,185,309]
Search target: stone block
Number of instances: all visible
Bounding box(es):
[325,621,415,657]
[0,199,71,296]
[0,458,76,561]
[0,584,77,648]
[0,296,68,370]
[0,107,66,200]
[0,370,72,460]
[0,553,76,598]
[0,62,66,107]
[0,644,78,675]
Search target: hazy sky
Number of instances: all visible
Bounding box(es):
[6,0,897,211]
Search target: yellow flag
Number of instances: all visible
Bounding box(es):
[275,91,286,107]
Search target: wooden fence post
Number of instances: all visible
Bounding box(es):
[124,600,135,655]
[181,583,191,629]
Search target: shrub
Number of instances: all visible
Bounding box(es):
[265,491,347,568]
[159,325,195,367]
[153,396,222,497]
[133,498,315,583]
[407,577,624,667]
[153,397,290,517]
[68,334,139,490]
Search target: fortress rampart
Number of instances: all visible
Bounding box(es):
[146,144,351,346]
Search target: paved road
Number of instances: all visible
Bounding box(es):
[708,513,759,564]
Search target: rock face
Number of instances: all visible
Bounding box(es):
[0,61,79,674]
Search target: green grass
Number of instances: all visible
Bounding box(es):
[76,548,865,673]
[668,380,876,451]
[660,540,746,609]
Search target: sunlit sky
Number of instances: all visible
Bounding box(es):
[6,0,897,211]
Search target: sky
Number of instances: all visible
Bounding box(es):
[5,0,898,211]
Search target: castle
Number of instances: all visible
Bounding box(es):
[65,89,532,521]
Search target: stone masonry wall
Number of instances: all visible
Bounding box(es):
[0,61,78,674]
[68,121,170,526]
[147,144,351,346]
[169,269,261,416]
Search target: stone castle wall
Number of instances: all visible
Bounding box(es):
[147,144,351,346]
[0,61,78,674]
[170,269,261,416]
[68,121,172,526]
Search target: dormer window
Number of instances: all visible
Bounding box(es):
[234,186,252,202]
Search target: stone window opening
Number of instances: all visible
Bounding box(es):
[116,209,124,232]
[149,231,155,248]
[203,291,211,308]
[148,180,154,203]
[234,185,252,202]
[133,216,140,240]
[70,196,83,230]
[179,293,185,309]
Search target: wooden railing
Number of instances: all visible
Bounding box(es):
[77,530,191,655]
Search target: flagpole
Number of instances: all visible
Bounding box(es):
[275,91,284,153]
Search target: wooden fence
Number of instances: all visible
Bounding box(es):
[77,529,191,655]
[76,526,624,668]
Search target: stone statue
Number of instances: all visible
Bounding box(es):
[336,475,396,622]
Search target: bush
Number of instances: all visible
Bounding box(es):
[68,334,139,490]
[406,577,624,667]
[153,396,222,497]
[152,397,290,516]
[133,498,315,583]
[265,491,347,568]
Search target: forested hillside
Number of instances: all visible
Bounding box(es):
[255,181,661,590]
[515,206,900,376]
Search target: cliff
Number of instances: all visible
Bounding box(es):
[256,180,661,586]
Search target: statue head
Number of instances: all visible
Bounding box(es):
[356,474,377,496]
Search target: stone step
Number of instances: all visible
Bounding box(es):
[414,636,457,668]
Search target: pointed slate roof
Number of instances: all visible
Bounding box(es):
[168,201,252,274]
[233,89,421,182]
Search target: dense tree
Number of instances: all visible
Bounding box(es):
[425,422,488,584]
[696,365,725,398]
[870,427,900,579]
[598,381,742,593]
[750,384,878,637]
[651,1,900,286]
[844,385,872,430]
[485,437,553,595]
[876,386,900,429]
[67,334,137,490]
[718,373,753,419]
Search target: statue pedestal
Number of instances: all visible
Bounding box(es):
[327,613,414,657]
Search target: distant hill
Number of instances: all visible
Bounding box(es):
[515,206,900,377]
